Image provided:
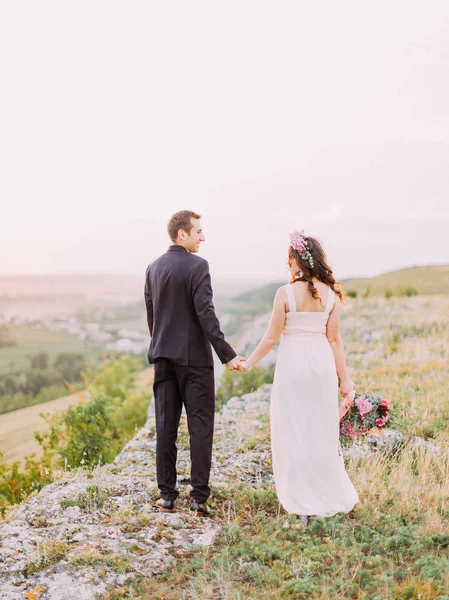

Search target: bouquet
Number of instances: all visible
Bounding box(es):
[339,391,390,448]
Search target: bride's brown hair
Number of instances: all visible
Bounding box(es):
[288,236,344,306]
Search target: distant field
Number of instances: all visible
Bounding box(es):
[0,367,154,465]
[0,325,104,376]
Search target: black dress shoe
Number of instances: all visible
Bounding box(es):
[154,498,176,513]
[190,499,211,517]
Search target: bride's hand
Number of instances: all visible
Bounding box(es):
[339,377,355,398]
[241,359,253,372]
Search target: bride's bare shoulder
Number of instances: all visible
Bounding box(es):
[274,285,289,307]
[275,284,288,297]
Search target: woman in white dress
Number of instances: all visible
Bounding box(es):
[243,231,359,524]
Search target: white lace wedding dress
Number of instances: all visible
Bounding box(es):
[270,283,359,517]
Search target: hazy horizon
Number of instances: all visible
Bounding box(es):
[2,2,449,282]
[1,260,448,286]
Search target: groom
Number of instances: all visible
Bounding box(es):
[144,210,245,517]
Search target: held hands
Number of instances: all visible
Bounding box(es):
[226,356,252,372]
[226,356,246,372]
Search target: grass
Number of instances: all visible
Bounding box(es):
[99,295,449,599]
[69,551,132,574]
[101,445,449,599]
[0,324,103,376]
[108,508,155,533]
[343,296,449,440]
[25,539,71,575]
[341,265,449,297]
[3,295,449,598]
[60,484,106,511]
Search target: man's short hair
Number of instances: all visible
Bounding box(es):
[167,210,201,242]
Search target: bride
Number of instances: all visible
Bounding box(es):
[242,230,359,524]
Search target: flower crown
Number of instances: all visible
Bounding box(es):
[289,230,315,269]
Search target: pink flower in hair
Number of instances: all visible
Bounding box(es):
[289,230,315,269]
[289,230,306,252]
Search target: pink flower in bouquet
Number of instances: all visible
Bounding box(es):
[375,415,389,428]
[341,421,355,439]
[355,395,373,416]
[379,398,390,410]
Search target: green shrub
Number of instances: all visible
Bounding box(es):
[346,289,358,299]
[36,390,124,467]
[404,287,418,297]
[0,355,150,515]
[36,356,151,469]
[363,285,372,299]
[82,354,142,400]
[215,364,274,411]
[0,450,53,516]
[385,289,393,299]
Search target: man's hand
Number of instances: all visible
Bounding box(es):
[226,356,247,372]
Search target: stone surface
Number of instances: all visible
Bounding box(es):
[1,382,444,599]
[0,386,273,599]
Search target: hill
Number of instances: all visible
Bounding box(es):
[227,282,282,313]
[225,265,449,313]
[2,297,449,597]
[341,264,449,297]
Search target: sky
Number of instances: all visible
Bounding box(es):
[1,1,449,284]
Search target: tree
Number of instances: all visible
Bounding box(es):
[54,353,85,382]
[0,326,16,348]
[30,352,49,369]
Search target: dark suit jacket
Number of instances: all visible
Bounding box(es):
[145,245,237,367]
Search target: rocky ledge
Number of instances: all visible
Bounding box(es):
[0,386,273,600]
[0,384,443,599]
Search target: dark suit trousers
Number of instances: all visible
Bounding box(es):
[153,358,215,504]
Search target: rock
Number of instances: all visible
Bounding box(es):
[0,384,274,598]
[409,436,441,454]
[191,527,218,547]
[342,429,448,459]
[343,429,406,458]
[2,381,446,598]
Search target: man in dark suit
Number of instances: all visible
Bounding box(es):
[145,210,244,517]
